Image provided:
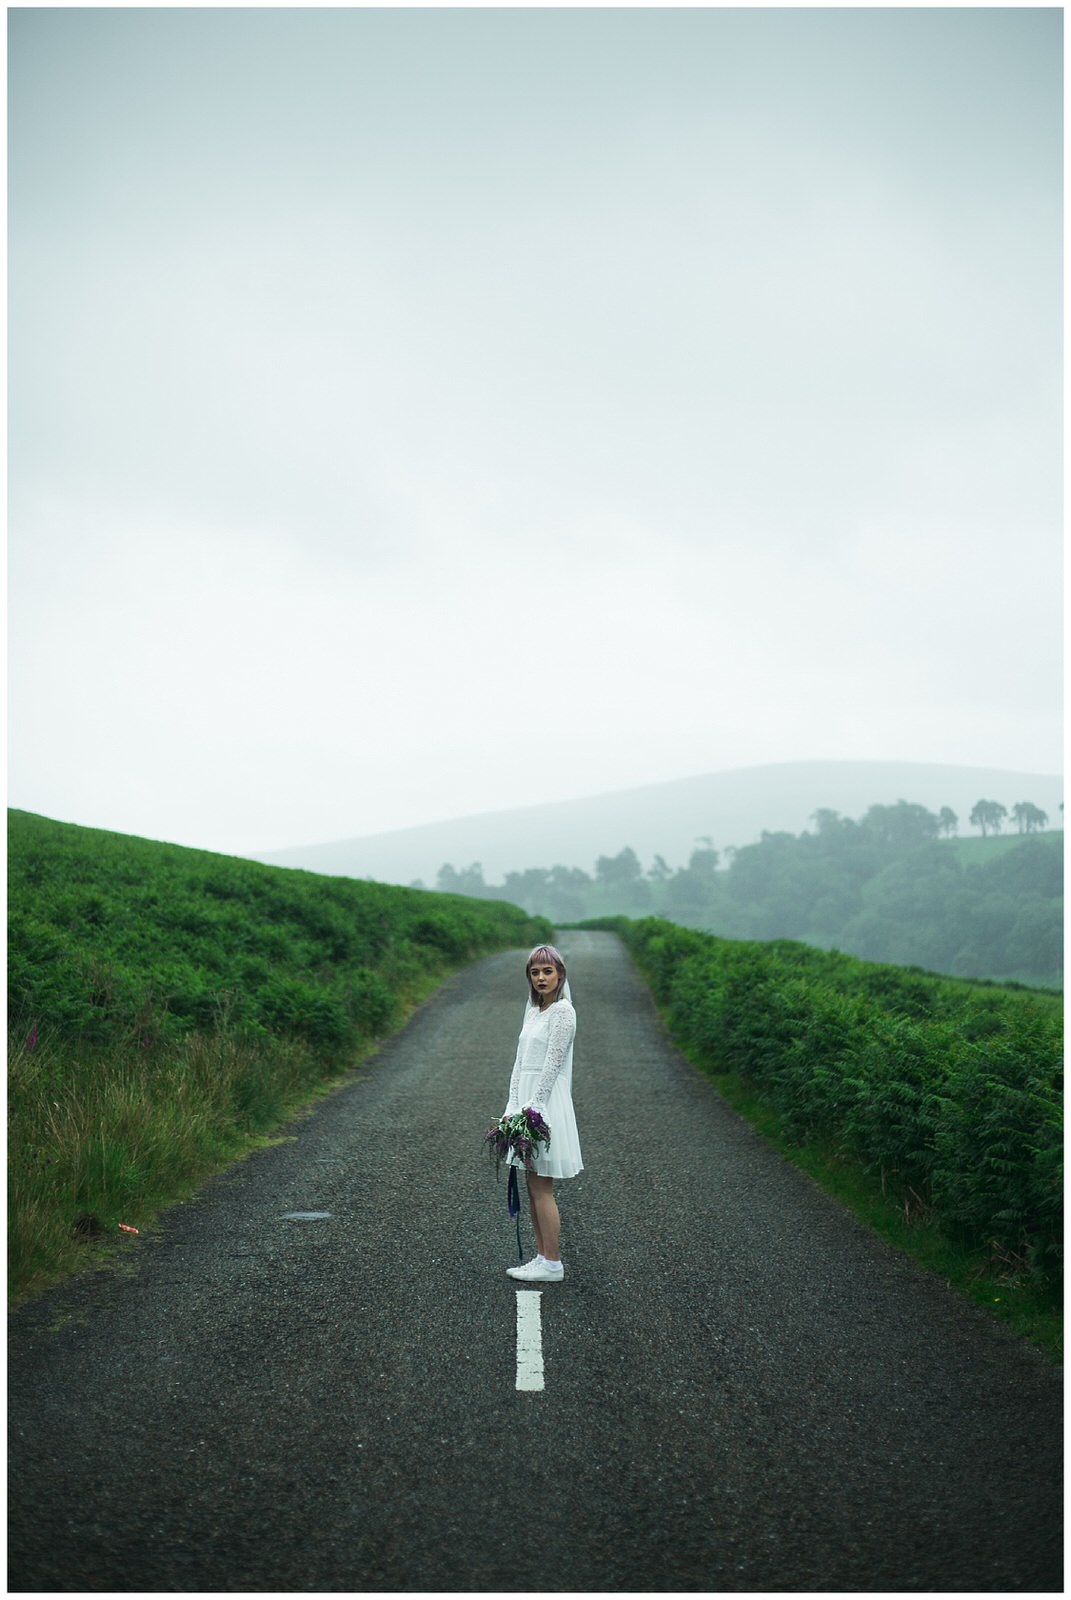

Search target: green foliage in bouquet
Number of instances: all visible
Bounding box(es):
[484,1107,552,1175]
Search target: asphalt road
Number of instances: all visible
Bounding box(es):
[8,931,1063,1592]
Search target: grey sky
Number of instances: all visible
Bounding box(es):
[8,7,1063,857]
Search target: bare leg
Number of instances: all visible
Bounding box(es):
[528,1185,545,1258]
[525,1173,560,1262]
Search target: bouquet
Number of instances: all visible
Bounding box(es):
[484,1107,551,1176]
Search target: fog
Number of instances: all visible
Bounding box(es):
[8,8,1062,857]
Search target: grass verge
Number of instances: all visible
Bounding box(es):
[580,916,1061,1359]
[9,809,553,1306]
[9,966,450,1308]
[695,1053,1062,1362]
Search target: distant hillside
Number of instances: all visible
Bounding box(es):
[437,805,1063,989]
[255,761,1063,887]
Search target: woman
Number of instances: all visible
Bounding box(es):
[501,943,583,1282]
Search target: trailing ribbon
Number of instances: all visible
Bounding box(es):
[507,1165,523,1261]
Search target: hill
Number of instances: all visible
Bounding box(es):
[452,816,1062,989]
[7,809,550,1299]
[254,760,1063,887]
[7,810,546,1052]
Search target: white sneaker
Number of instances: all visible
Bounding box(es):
[506,1256,542,1277]
[508,1259,564,1281]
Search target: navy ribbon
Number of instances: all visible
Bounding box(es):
[506,1166,523,1261]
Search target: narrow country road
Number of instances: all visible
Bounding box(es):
[8,932,1062,1592]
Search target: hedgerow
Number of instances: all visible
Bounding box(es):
[585,916,1062,1294]
[8,809,551,1299]
[9,810,546,1060]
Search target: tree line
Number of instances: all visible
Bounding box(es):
[431,798,1063,986]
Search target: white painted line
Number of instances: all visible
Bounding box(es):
[515,1290,545,1391]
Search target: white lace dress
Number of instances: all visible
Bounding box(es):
[504,998,583,1180]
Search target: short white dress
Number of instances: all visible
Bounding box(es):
[505,998,583,1180]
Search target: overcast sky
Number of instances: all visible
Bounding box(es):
[8,6,1063,858]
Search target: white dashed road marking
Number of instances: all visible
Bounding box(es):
[515,1291,545,1391]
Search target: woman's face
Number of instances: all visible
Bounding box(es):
[529,961,561,1001]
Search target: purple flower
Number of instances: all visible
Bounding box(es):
[485,1105,551,1180]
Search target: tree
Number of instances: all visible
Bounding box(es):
[595,846,642,887]
[647,854,672,882]
[969,800,1008,837]
[937,806,958,838]
[811,808,841,832]
[549,864,592,894]
[545,864,593,920]
[977,834,1061,897]
[1011,802,1048,835]
[688,837,720,875]
[665,865,714,915]
[861,801,940,849]
[436,862,486,895]
[502,867,552,916]
[1009,900,1063,977]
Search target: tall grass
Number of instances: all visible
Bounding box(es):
[9,809,551,1301]
[9,1019,356,1297]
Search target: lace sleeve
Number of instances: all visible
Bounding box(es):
[532,1004,575,1111]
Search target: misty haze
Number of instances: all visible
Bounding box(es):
[7,12,1063,1593]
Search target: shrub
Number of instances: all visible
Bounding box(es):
[598,915,1062,1293]
[8,809,552,1300]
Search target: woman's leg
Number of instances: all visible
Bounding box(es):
[528,1184,545,1258]
[525,1174,560,1261]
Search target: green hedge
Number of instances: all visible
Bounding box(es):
[9,809,550,1065]
[586,916,1063,1291]
[8,810,552,1300]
